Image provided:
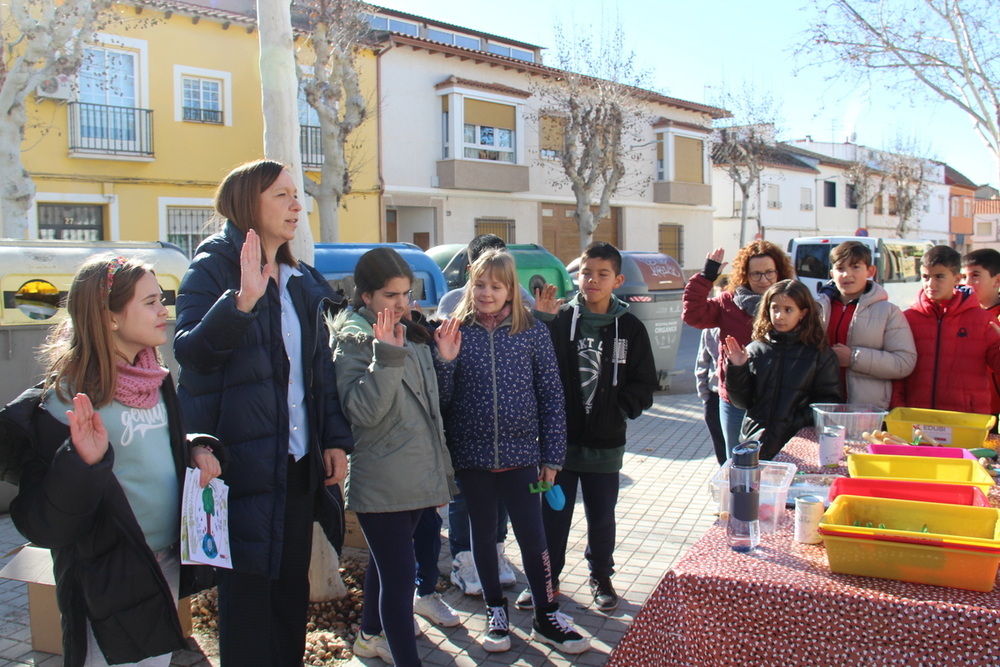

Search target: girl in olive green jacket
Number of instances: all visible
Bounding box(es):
[332,248,460,667]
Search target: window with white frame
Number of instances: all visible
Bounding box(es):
[174,65,232,127]
[540,114,565,160]
[463,99,515,163]
[656,132,706,183]
[168,206,214,258]
[951,198,959,216]
[964,199,972,217]
[674,136,704,184]
[427,28,481,50]
[767,184,781,209]
[800,187,813,211]
[78,45,138,143]
[38,203,104,241]
[977,220,993,237]
[182,76,222,124]
[486,43,534,62]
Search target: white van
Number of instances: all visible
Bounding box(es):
[787,236,933,306]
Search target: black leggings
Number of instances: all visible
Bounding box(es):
[458,466,555,607]
[357,509,424,667]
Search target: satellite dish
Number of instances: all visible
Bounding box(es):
[850,132,857,143]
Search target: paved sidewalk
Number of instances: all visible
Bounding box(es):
[0,393,721,667]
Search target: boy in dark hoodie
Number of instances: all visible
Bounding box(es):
[891,245,1000,414]
[528,242,658,613]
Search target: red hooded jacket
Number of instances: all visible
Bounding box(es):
[891,287,1000,413]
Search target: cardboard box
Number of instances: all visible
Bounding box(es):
[0,545,62,655]
[0,545,193,656]
[344,510,368,550]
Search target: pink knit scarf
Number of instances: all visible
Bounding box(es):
[475,303,512,332]
[115,347,168,409]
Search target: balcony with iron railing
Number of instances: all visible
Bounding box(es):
[301,125,323,169]
[68,102,154,157]
[183,106,223,124]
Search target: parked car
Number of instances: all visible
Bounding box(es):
[788,236,932,305]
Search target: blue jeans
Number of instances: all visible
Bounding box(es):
[448,477,509,557]
[719,398,747,460]
[413,506,442,597]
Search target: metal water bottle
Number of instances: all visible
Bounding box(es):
[728,441,762,553]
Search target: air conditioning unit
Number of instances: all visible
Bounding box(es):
[35,74,74,101]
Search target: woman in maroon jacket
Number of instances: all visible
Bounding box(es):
[682,240,794,460]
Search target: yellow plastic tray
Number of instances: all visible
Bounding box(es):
[884,407,996,449]
[819,494,1000,550]
[819,495,1000,591]
[848,453,995,493]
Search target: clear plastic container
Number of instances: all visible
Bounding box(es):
[811,403,888,444]
[709,460,797,533]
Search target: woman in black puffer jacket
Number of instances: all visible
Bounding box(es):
[724,280,842,460]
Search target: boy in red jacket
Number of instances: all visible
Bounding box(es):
[891,245,1000,414]
[962,248,1000,428]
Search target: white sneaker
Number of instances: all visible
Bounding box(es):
[450,551,483,596]
[497,543,516,588]
[413,592,460,627]
[353,631,394,664]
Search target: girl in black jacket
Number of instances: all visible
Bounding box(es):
[724,279,842,460]
[0,254,222,666]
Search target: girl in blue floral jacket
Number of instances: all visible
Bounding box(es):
[435,249,590,656]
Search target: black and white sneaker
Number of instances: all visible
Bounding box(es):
[514,578,559,611]
[589,575,619,612]
[483,598,511,652]
[531,605,590,654]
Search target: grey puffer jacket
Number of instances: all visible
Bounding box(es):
[817,280,916,409]
[332,309,455,513]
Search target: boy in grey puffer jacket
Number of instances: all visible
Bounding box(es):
[816,241,916,409]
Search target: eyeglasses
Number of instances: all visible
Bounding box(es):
[748,270,778,282]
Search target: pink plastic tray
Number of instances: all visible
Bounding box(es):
[867,444,978,460]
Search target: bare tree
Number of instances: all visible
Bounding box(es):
[801,0,1000,182]
[532,24,650,253]
[876,136,933,236]
[710,85,783,246]
[0,0,113,238]
[844,145,885,230]
[294,0,370,243]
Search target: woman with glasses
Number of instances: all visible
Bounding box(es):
[682,240,794,460]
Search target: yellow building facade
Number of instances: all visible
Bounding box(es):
[19,0,380,254]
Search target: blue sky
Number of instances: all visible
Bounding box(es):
[377,0,998,187]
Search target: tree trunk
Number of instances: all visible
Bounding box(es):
[316,192,340,243]
[257,0,314,264]
[0,93,33,239]
[576,206,595,253]
[739,193,750,247]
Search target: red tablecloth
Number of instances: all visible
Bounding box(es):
[609,429,1000,667]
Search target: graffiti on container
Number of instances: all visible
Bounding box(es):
[635,256,682,278]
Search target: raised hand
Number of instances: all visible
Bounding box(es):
[373,308,405,347]
[707,247,728,273]
[534,283,563,315]
[66,393,109,466]
[723,335,748,366]
[434,317,462,361]
[235,229,272,313]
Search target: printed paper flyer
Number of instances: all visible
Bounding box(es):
[181,468,232,568]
